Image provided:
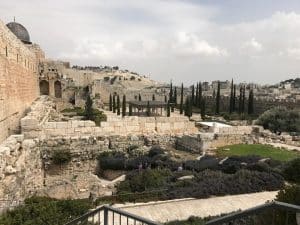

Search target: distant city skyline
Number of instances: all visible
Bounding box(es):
[1,0,300,84]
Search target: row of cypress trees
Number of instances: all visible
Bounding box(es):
[109,94,133,117]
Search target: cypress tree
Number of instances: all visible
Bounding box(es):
[174,87,177,106]
[184,97,192,117]
[189,96,193,118]
[198,82,202,108]
[117,95,120,115]
[180,83,184,114]
[195,83,199,107]
[169,82,173,103]
[109,94,112,111]
[233,84,236,112]
[152,94,155,101]
[113,95,116,113]
[242,86,246,113]
[122,95,126,117]
[215,81,220,114]
[201,97,206,120]
[191,85,195,106]
[138,94,142,101]
[164,95,167,102]
[146,101,150,117]
[167,100,170,117]
[248,89,254,114]
[229,79,234,114]
[238,86,243,114]
[129,104,133,116]
[84,95,94,120]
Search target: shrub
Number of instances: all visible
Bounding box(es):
[283,158,300,183]
[148,145,165,157]
[52,150,71,164]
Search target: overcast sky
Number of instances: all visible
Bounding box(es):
[1,0,300,84]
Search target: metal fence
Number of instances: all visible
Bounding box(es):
[64,205,161,225]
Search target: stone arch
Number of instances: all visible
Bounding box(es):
[54,80,62,98]
[39,80,49,95]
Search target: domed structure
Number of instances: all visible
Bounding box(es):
[6,22,31,44]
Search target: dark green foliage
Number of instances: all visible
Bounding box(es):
[0,197,93,225]
[98,151,127,170]
[248,89,254,114]
[138,94,142,101]
[129,104,133,116]
[146,101,150,117]
[117,95,120,115]
[283,158,300,183]
[169,82,173,104]
[200,97,206,120]
[84,95,94,120]
[152,94,155,101]
[256,107,300,133]
[229,79,234,114]
[122,95,126,117]
[184,97,192,118]
[109,94,113,111]
[215,81,220,114]
[195,83,199,107]
[180,83,184,114]
[166,216,205,225]
[198,82,202,108]
[191,85,195,106]
[167,100,171,117]
[52,150,71,165]
[233,84,236,111]
[148,145,165,157]
[174,87,177,106]
[113,95,116,113]
[238,86,243,114]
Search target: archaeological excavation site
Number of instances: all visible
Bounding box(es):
[0,15,299,225]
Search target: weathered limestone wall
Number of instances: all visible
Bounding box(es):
[0,20,44,142]
[0,135,43,213]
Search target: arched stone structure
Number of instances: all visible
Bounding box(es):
[54,80,62,98]
[40,80,49,95]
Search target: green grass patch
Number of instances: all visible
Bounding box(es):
[216,144,300,162]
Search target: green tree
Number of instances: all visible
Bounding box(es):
[164,95,167,102]
[180,83,184,114]
[169,82,173,103]
[129,104,133,116]
[195,83,199,107]
[242,85,246,113]
[198,82,202,108]
[109,94,113,111]
[229,79,234,114]
[215,81,220,114]
[113,95,116,113]
[201,97,206,120]
[238,86,243,114]
[138,94,142,101]
[184,97,192,118]
[122,95,126,117]
[152,94,155,101]
[283,158,300,183]
[248,89,254,114]
[167,100,171,117]
[233,84,236,112]
[117,95,120,115]
[146,101,151,117]
[191,85,195,106]
[84,95,94,120]
[174,87,177,106]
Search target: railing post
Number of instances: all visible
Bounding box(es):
[104,207,108,225]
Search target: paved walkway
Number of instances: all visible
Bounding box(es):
[113,191,278,223]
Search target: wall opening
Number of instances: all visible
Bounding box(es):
[54,80,62,98]
[40,80,49,95]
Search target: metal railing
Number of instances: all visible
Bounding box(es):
[64,205,161,225]
[205,201,300,225]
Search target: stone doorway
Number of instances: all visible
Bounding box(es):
[40,80,49,95]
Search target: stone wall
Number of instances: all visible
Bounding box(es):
[0,19,44,142]
[0,135,43,213]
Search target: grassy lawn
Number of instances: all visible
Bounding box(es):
[216,144,300,162]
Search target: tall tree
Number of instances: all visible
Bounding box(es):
[184,97,192,118]
[248,89,254,114]
[169,82,173,104]
[229,79,234,114]
[109,94,113,111]
[198,82,202,108]
[174,87,177,106]
[129,104,133,116]
[200,97,206,120]
[146,101,150,117]
[122,95,126,117]
[195,83,199,107]
[191,85,195,106]
[113,95,116,113]
[138,93,142,101]
[233,84,236,112]
[180,83,184,114]
[242,86,246,114]
[117,95,120,115]
[167,100,171,117]
[215,81,221,114]
[238,85,243,114]
[84,95,94,120]
[164,95,167,102]
[152,94,155,101]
